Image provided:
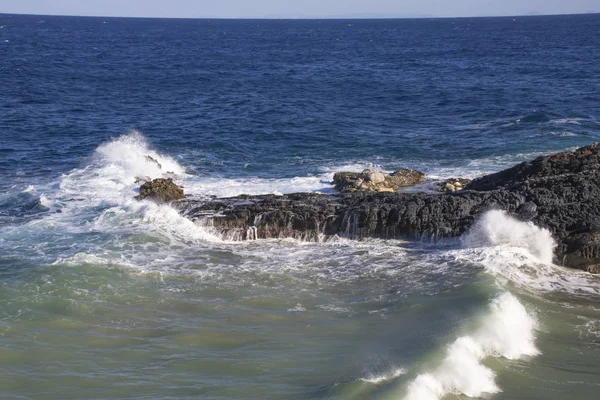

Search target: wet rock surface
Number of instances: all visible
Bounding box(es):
[135,178,184,204]
[169,143,600,272]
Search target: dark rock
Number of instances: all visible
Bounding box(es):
[333,168,424,192]
[145,155,162,170]
[465,143,600,191]
[516,201,538,221]
[562,231,600,271]
[171,143,600,273]
[387,169,426,188]
[135,178,184,204]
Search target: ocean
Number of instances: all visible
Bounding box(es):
[1,13,600,400]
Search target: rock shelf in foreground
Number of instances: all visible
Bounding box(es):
[147,143,600,273]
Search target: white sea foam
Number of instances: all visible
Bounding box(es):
[182,161,402,198]
[38,194,53,209]
[320,162,388,174]
[456,210,600,295]
[316,304,352,314]
[360,367,406,384]
[94,130,186,182]
[287,304,307,312]
[461,210,555,264]
[34,131,222,248]
[404,292,539,400]
[52,253,136,268]
[400,211,598,399]
[546,131,578,137]
[191,161,396,198]
[183,175,332,198]
[550,118,585,125]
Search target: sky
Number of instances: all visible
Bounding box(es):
[0,0,599,19]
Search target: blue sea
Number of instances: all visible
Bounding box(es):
[1,13,600,400]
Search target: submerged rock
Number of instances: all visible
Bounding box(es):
[170,143,600,273]
[333,168,424,192]
[135,178,184,204]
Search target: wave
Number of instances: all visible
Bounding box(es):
[182,162,395,198]
[360,367,406,384]
[182,175,333,198]
[455,210,600,296]
[399,211,598,399]
[461,209,555,264]
[404,292,538,400]
[549,118,586,126]
[12,131,222,253]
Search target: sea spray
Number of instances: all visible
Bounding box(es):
[32,132,222,248]
[452,211,600,295]
[404,292,539,400]
[94,130,186,182]
[460,209,556,264]
[401,211,549,399]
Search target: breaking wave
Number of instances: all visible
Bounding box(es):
[455,210,600,296]
[461,209,556,264]
[404,292,538,400]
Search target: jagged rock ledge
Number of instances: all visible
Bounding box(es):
[169,143,600,273]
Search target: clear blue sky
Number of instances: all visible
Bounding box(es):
[0,0,599,18]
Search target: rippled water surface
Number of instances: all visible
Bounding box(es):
[1,13,600,400]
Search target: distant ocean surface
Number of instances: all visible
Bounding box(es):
[1,13,600,400]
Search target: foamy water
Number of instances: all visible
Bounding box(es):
[404,292,539,400]
[3,14,600,400]
[2,133,600,400]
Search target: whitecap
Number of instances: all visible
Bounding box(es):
[456,210,600,296]
[461,209,555,264]
[287,303,307,312]
[550,118,585,125]
[404,292,538,400]
[360,367,406,384]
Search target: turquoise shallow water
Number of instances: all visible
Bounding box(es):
[1,13,600,400]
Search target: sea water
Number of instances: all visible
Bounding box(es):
[1,13,600,399]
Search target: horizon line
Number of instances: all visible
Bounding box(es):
[1,11,599,21]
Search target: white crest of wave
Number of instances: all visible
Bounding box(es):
[34,131,225,246]
[447,210,599,297]
[183,175,332,198]
[183,162,392,198]
[404,292,539,400]
[58,130,188,207]
[94,130,186,182]
[139,201,221,242]
[461,210,556,264]
[361,367,406,384]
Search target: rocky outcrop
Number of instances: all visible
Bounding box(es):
[177,193,337,241]
[436,178,472,193]
[168,143,600,273]
[135,178,184,204]
[465,144,600,191]
[333,169,425,192]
